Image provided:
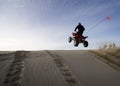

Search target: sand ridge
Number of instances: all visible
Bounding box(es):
[23,51,71,86]
[3,51,25,86]
[46,50,83,86]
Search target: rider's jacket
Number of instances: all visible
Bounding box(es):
[74,24,85,35]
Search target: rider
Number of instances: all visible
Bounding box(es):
[74,22,85,36]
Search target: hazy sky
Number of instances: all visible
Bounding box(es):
[0,0,120,50]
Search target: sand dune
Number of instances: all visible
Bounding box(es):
[23,51,80,86]
[0,50,120,86]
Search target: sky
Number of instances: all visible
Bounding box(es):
[0,0,120,50]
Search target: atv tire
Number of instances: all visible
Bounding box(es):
[68,37,72,43]
[74,39,79,47]
[83,41,88,47]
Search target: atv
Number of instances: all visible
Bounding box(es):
[68,32,88,47]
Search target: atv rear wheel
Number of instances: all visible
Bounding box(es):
[68,37,72,43]
[74,39,79,47]
[83,41,88,47]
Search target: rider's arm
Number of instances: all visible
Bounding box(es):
[74,26,78,31]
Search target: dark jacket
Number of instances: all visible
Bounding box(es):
[74,24,85,35]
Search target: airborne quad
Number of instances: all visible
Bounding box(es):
[68,32,88,47]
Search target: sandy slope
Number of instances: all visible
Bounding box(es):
[0,53,14,86]
[23,51,70,86]
[54,50,120,86]
[0,50,120,86]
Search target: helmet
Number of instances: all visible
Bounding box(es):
[78,22,81,25]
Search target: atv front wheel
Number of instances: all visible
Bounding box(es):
[83,41,88,47]
[74,39,79,47]
[68,37,72,43]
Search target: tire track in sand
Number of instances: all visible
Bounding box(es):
[3,51,25,86]
[46,50,83,86]
[23,51,69,86]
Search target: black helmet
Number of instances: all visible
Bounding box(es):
[78,22,81,25]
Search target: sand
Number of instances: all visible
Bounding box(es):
[54,50,120,86]
[0,50,120,86]
[23,51,80,86]
[0,52,15,86]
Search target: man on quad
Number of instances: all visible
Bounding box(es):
[74,22,85,36]
[68,22,88,47]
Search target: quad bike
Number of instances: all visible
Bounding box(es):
[68,32,88,47]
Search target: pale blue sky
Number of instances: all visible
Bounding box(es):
[0,0,120,50]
